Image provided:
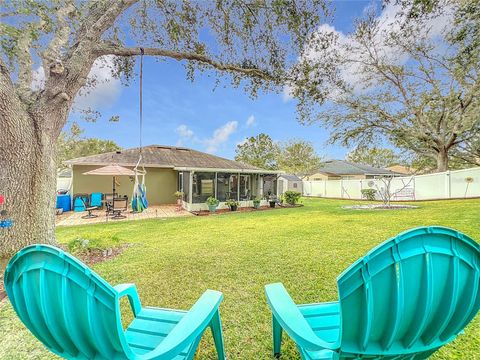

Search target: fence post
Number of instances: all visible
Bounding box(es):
[445,171,451,199]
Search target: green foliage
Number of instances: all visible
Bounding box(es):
[225,199,239,207]
[56,124,121,168]
[205,196,219,206]
[361,188,377,201]
[2,1,329,98]
[283,190,301,205]
[252,197,261,205]
[173,191,184,199]
[277,139,322,176]
[235,134,279,170]
[346,146,401,168]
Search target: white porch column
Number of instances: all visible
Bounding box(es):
[189,171,193,204]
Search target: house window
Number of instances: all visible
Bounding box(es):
[293,183,298,188]
[192,172,215,203]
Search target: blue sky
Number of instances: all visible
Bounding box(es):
[71,1,374,160]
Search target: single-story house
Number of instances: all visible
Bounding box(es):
[64,145,282,211]
[303,160,399,180]
[278,174,303,195]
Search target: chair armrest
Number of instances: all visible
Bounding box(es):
[141,290,223,360]
[114,283,142,317]
[265,283,339,351]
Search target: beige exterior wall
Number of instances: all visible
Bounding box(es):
[72,165,177,205]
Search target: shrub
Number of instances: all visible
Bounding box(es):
[225,199,239,207]
[283,191,301,205]
[361,188,377,201]
[206,196,219,206]
[252,198,261,205]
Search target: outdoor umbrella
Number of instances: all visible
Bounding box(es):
[83,164,135,196]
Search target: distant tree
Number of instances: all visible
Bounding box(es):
[292,0,480,173]
[234,134,278,170]
[57,123,121,168]
[346,146,401,168]
[277,139,322,176]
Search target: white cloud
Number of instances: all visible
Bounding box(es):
[74,55,122,109]
[176,124,194,138]
[282,85,295,102]
[246,115,256,127]
[203,121,238,154]
[236,138,248,147]
[31,66,45,90]
[31,55,122,109]
[292,3,454,97]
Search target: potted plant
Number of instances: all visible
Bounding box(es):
[206,196,219,212]
[173,191,184,209]
[225,199,239,211]
[252,197,261,209]
[268,195,277,208]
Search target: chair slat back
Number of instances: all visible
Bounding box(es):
[4,245,129,359]
[337,226,480,357]
[113,198,128,211]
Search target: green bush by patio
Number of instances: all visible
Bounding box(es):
[0,198,479,359]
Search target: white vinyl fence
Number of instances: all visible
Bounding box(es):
[302,167,480,201]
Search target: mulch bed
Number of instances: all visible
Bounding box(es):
[66,243,132,266]
[192,203,303,216]
[0,244,131,303]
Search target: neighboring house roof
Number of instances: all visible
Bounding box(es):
[279,174,303,181]
[386,165,415,175]
[57,168,72,178]
[64,145,279,173]
[313,160,399,176]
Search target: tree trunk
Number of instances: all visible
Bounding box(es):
[0,109,58,258]
[436,149,449,172]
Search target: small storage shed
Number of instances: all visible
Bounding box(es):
[278,174,303,195]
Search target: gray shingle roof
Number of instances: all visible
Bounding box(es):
[64,145,267,171]
[279,174,303,181]
[315,160,397,176]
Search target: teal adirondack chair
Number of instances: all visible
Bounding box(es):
[4,244,226,360]
[265,226,480,360]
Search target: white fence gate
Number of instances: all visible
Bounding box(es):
[302,167,480,201]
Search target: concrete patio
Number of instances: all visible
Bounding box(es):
[56,205,192,226]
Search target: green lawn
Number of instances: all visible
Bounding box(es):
[0,198,479,359]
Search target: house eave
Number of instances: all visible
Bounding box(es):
[173,166,283,174]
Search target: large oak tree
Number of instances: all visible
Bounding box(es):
[0,0,328,257]
[291,0,480,173]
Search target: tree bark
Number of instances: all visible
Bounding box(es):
[436,149,449,172]
[0,108,58,258]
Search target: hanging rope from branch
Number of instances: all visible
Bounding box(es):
[132,47,148,212]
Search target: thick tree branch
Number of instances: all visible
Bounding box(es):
[43,1,76,62]
[93,44,276,81]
